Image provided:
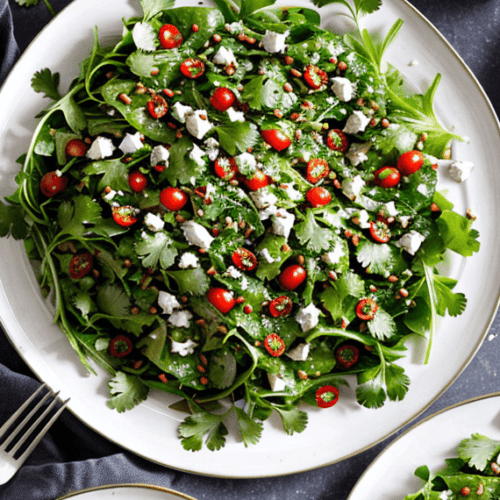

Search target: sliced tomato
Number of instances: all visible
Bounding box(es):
[112,206,138,227]
[210,87,236,112]
[264,333,285,357]
[180,58,205,79]
[326,129,349,153]
[147,95,168,119]
[231,248,258,271]
[159,24,183,49]
[369,220,390,243]
[214,157,238,181]
[40,171,68,197]
[335,345,359,369]
[109,334,133,358]
[355,298,378,321]
[303,64,328,90]
[69,253,93,279]
[315,385,339,408]
[207,287,236,314]
[269,296,293,317]
[306,158,330,184]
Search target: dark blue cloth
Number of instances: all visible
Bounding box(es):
[1,1,500,499]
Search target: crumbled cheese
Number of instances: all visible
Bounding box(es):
[171,102,193,124]
[226,266,243,279]
[281,182,302,201]
[249,188,277,209]
[169,309,193,328]
[447,160,474,183]
[286,343,310,361]
[343,110,371,135]
[181,221,214,251]
[268,373,286,392]
[259,205,278,221]
[260,248,275,263]
[104,189,117,201]
[132,22,156,51]
[384,201,399,217]
[235,152,257,172]
[86,136,116,160]
[189,143,206,166]
[331,76,354,102]
[118,132,143,154]
[342,175,365,201]
[178,252,199,269]
[185,109,213,140]
[262,30,289,53]
[204,137,219,161]
[295,303,321,332]
[227,107,245,122]
[143,212,165,232]
[272,208,295,239]
[438,490,453,500]
[346,142,370,166]
[416,183,428,196]
[321,241,345,265]
[158,291,180,315]
[150,145,170,166]
[171,338,198,357]
[396,230,426,255]
[213,46,237,66]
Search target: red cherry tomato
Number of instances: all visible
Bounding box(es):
[159,187,188,211]
[244,169,269,191]
[373,166,400,188]
[264,333,286,357]
[69,253,93,279]
[306,158,330,184]
[210,87,236,112]
[315,385,339,408]
[109,334,133,358]
[112,206,138,227]
[214,157,238,181]
[369,220,390,243]
[397,150,425,176]
[279,265,306,290]
[261,129,291,151]
[326,129,349,153]
[65,138,87,157]
[306,187,332,207]
[128,171,148,193]
[147,95,168,119]
[40,171,68,197]
[231,248,258,271]
[335,344,359,369]
[355,298,378,321]
[159,24,183,49]
[207,287,236,314]
[268,296,293,317]
[304,64,328,90]
[180,58,205,79]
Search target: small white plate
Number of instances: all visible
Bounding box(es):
[55,484,196,500]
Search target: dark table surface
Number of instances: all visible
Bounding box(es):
[1,0,500,499]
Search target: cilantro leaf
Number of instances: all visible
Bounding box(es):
[234,407,263,447]
[356,368,386,408]
[356,240,394,275]
[106,372,149,412]
[214,122,260,156]
[457,434,500,471]
[83,159,130,193]
[384,363,410,401]
[165,268,211,296]
[207,348,237,390]
[140,0,175,21]
[294,209,333,253]
[57,195,102,236]
[163,136,204,186]
[367,307,396,340]
[433,276,467,317]
[436,210,480,257]
[274,406,308,435]
[135,231,178,269]
[0,203,28,239]
[255,234,293,281]
[320,271,365,322]
[178,409,229,452]
[97,284,131,317]
[31,68,61,100]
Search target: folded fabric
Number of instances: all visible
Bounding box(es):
[0,0,19,85]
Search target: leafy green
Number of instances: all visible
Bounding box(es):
[437,210,480,257]
[106,372,150,412]
[135,232,178,269]
[31,68,61,100]
[294,210,333,253]
[457,434,500,471]
[214,122,260,156]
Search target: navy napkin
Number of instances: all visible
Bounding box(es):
[0,0,19,85]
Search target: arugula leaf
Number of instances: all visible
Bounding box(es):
[214,122,260,156]
[294,209,333,253]
[178,406,229,451]
[106,371,149,412]
[234,407,263,447]
[457,434,500,471]
[31,68,61,100]
[135,231,178,269]
[437,210,480,257]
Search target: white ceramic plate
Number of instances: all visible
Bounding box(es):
[0,0,499,478]
[347,393,500,499]
[55,484,196,500]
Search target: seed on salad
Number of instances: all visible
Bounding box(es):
[196,364,206,373]
[158,374,168,384]
[207,266,217,276]
[218,325,228,334]
[238,33,247,42]
[338,61,348,71]
[381,118,390,128]
[200,377,209,385]
[118,93,132,104]
[491,462,500,475]
[131,306,140,315]
[388,275,399,283]
[477,483,484,495]
[162,88,174,98]
[291,68,302,77]
[297,255,305,265]
[460,487,470,496]
[192,24,199,32]
[284,55,294,65]
[199,354,208,366]
[150,68,159,76]
[284,82,293,92]
[298,370,308,380]
[149,306,157,314]
[328,271,338,281]
[236,296,245,304]
[274,109,283,118]
[196,319,206,326]
[352,235,360,246]
[329,57,337,64]
[213,33,221,42]
[244,304,253,314]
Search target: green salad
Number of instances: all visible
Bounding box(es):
[405,434,500,499]
[0,0,480,451]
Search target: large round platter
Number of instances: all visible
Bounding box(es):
[0,0,498,477]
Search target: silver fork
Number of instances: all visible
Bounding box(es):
[0,383,69,484]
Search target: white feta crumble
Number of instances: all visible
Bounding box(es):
[204,137,219,161]
[260,248,275,263]
[249,188,277,209]
[213,46,237,66]
[226,265,243,279]
[438,490,453,500]
[132,22,156,52]
[286,343,310,362]
[268,373,286,392]
[169,309,193,328]
[416,183,428,196]
[171,101,193,123]
[185,109,213,140]
[259,205,278,221]
[104,189,117,201]
[118,132,143,154]
[171,338,198,357]
[150,145,170,167]
[143,212,165,232]
[272,208,295,239]
[331,76,354,102]
[281,182,302,201]
[343,110,371,135]
[321,241,345,266]
[86,136,115,160]
[181,221,214,251]
[227,107,245,122]
[189,143,206,166]
[235,152,257,172]
[447,160,474,183]
[262,30,289,54]
[158,291,181,315]
[396,230,426,255]
[384,201,399,217]
[342,175,365,201]
[346,142,370,166]
[178,252,200,269]
[295,303,321,332]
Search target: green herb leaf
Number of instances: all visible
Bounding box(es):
[135,231,178,269]
[274,406,308,435]
[294,210,333,253]
[106,372,149,412]
[436,210,480,257]
[97,284,131,317]
[57,195,102,236]
[214,122,260,156]
[31,68,61,100]
[178,408,229,451]
[164,136,204,186]
[457,434,500,471]
[0,203,28,239]
[234,407,263,447]
[140,0,175,21]
[165,268,211,296]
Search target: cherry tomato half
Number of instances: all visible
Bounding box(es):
[112,206,138,227]
[65,138,87,157]
[306,158,330,184]
[261,129,291,151]
[373,166,400,188]
[326,129,349,153]
[69,253,93,279]
[159,187,188,211]
[207,287,236,314]
[128,171,148,193]
[244,169,269,191]
[159,24,183,49]
[315,385,339,408]
[180,58,205,79]
[231,248,258,272]
[214,157,238,181]
[335,344,359,369]
[279,264,306,290]
[304,64,328,90]
[210,87,236,112]
[397,150,425,176]
[147,95,168,119]
[355,298,378,321]
[306,187,332,207]
[264,333,286,357]
[109,334,133,358]
[40,171,68,197]
[269,296,293,317]
[369,220,390,243]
